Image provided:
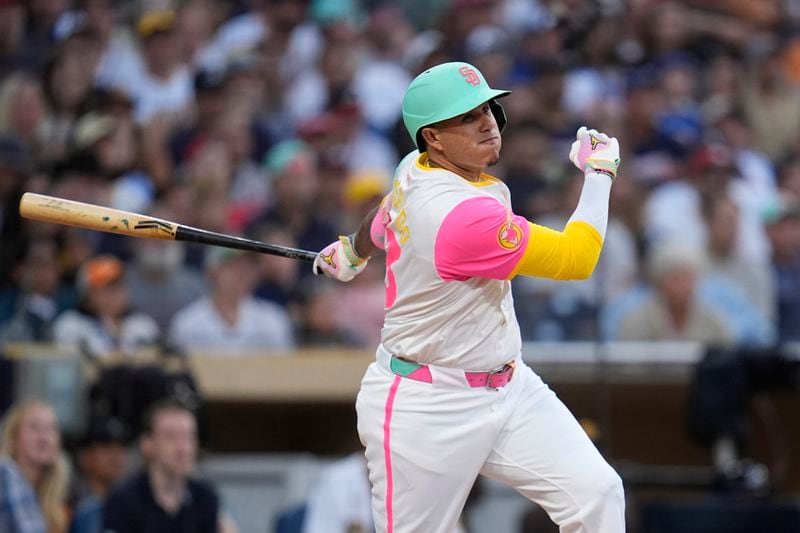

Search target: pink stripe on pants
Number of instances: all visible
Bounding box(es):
[383,375,401,533]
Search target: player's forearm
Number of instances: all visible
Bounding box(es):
[512,172,610,281]
[566,172,613,239]
[352,204,382,259]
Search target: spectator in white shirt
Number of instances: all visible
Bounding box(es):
[97,9,193,124]
[53,255,160,358]
[168,247,295,353]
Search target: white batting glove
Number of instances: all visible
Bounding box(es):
[312,235,368,282]
[569,126,621,180]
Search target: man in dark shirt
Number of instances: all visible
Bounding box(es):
[102,400,221,533]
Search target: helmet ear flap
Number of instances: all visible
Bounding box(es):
[416,130,427,151]
[489,100,507,132]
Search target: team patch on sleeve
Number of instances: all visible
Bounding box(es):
[497,220,523,250]
[434,196,530,281]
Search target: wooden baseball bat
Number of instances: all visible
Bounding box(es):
[19,192,318,262]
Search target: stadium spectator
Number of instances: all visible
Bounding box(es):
[301,453,373,533]
[102,400,227,533]
[0,238,76,342]
[40,36,98,164]
[297,281,360,348]
[701,194,775,322]
[614,243,734,345]
[126,207,207,332]
[0,71,47,157]
[1,0,800,347]
[252,224,303,309]
[247,139,334,253]
[97,9,194,124]
[0,400,70,533]
[645,142,772,265]
[69,418,130,533]
[168,247,295,352]
[765,197,800,341]
[53,255,160,358]
[0,0,26,79]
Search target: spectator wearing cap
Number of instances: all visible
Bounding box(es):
[168,247,295,353]
[69,418,130,533]
[67,110,153,217]
[169,68,229,168]
[72,418,129,503]
[246,140,334,253]
[96,9,193,124]
[52,255,160,358]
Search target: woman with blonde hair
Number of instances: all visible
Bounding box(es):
[0,400,70,533]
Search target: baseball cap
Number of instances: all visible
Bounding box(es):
[344,171,388,205]
[264,140,313,174]
[204,246,248,270]
[82,417,129,447]
[763,194,800,225]
[687,143,736,175]
[137,9,176,38]
[194,68,228,93]
[78,256,124,292]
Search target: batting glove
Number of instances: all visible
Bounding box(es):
[569,126,621,180]
[313,235,368,282]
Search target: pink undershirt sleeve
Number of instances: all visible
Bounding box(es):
[434,196,530,281]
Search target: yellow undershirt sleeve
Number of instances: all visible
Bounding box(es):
[508,221,603,281]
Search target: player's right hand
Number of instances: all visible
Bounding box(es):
[312,236,369,282]
[569,127,621,180]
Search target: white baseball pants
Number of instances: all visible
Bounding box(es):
[356,348,625,533]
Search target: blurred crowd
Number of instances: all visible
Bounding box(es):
[0,0,800,360]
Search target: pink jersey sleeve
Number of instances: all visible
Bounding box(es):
[434,196,530,281]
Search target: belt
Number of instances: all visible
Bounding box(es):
[389,356,515,390]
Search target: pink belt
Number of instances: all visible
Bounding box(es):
[389,356,515,390]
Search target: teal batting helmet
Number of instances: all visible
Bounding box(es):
[402,62,511,149]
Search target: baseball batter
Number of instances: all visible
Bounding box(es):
[314,62,625,533]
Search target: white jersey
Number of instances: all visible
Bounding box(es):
[380,151,531,370]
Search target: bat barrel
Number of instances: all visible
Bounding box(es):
[19,192,319,262]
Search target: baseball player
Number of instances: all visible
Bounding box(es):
[314,61,624,533]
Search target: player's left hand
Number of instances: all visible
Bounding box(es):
[313,235,368,282]
[569,126,621,180]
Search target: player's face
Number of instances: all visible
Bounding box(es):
[429,101,501,173]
